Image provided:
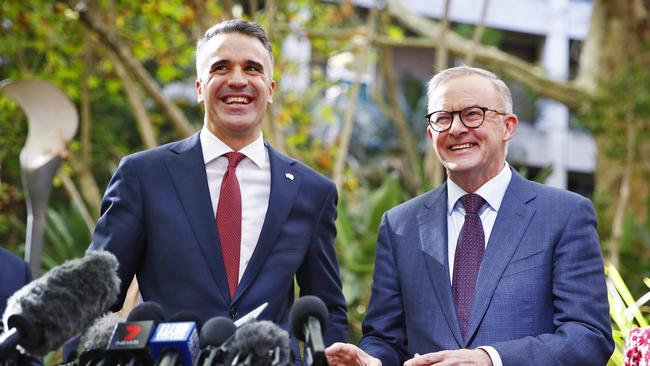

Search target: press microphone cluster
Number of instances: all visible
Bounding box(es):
[77,302,207,366]
[0,251,121,362]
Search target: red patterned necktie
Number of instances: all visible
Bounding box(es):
[216,151,246,299]
[452,193,486,338]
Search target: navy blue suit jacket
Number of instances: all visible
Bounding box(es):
[359,170,613,365]
[0,247,32,316]
[89,133,348,344]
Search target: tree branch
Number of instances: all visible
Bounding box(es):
[333,6,378,192]
[70,1,196,137]
[384,0,588,109]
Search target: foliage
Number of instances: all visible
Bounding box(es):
[606,264,650,366]
[336,173,409,341]
[452,24,503,47]
[579,58,650,293]
[41,205,90,271]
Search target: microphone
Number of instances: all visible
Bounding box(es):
[77,312,125,366]
[167,311,203,334]
[128,302,167,323]
[289,296,329,366]
[0,251,120,359]
[149,314,200,366]
[224,321,291,366]
[80,313,126,353]
[105,301,166,366]
[196,317,236,366]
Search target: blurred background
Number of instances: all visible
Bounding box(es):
[1,0,649,364]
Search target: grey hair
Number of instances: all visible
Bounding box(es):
[195,19,274,78]
[426,65,513,113]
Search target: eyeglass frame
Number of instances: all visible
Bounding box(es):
[425,105,507,132]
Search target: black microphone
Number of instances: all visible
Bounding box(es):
[128,302,167,324]
[289,296,328,366]
[0,251,120,359]
[105,301,166,366]
[196,317,236,366]
[224,321,291,366]
[149,312,201,366]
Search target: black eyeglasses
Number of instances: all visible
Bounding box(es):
[425,106,506,132]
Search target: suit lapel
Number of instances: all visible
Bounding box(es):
[464,171,536,344]
[164,133,231,303]
[418,184,464,347]
[233,143,301,302]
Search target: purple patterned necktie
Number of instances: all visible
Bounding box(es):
[216,151,246,299]
[452,193,486,338]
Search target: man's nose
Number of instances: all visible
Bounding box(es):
[447,113,468,135]
[228,67,248,88]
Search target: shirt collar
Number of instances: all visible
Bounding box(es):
[446,162,512,215]
[200,126,267,168]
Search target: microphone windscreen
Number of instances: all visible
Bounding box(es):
[289,296,328,341]
[2,250,120,357]
[226,320,290,366]
[199,317,236,349]
[79,312,125,352]
[168,311,204,333]
[127,301,166,323]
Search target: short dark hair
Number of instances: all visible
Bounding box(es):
[196,19,274,74]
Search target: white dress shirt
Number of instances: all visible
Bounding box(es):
[446,163,512,366]
[200,127,271,282]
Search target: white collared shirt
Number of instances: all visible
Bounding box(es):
[200,127,271,282]
[446,163,512,366]
[446,162,512,279]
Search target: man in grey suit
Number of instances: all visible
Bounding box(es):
[327,66,613,365]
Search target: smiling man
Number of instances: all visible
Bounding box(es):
[89,20,348,347]
[326,66,613,366]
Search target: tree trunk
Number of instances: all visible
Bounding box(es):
[333,7,378,193]
[377,45,423,194]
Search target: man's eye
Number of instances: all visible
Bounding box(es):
[211,65,227,73]
[246,65,260,72]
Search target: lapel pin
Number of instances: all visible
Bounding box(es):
[285,173,294,181]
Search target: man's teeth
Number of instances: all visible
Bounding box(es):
[224,96,250,104]
[450,143,473,151]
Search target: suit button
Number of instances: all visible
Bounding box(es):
[229,307,238,318]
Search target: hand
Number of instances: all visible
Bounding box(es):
[326,342,382,366]
[403,349,492,366]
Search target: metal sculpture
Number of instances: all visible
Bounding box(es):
[1,80,78,276]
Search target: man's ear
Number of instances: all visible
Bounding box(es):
[267,80,275,104]
[195,79,204,104]
[503,114,519,142]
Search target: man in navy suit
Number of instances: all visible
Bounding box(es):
[0,247,32,316]
[88,20,347,344]
[326,66,612,365]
